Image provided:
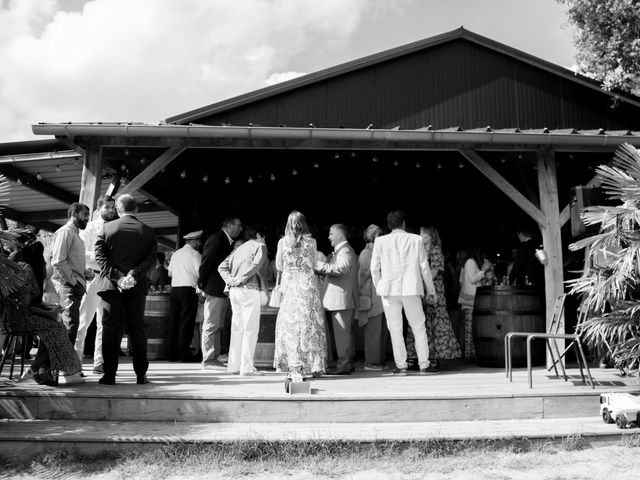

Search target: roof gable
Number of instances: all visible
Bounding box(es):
[166,27,640,129]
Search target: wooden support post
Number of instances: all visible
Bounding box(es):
[537,148,565,368]
[119,147,185,196]
[79,144,103,215]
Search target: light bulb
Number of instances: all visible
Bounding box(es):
[292,169,298,176]
[225,176,230,184]
[372,156,378,163]
[393,159,399,167]
[415,162,420,169]
[334,153,340,159]
[350,151,356,157]
[140,157,146,165]
[180,170,187,179]
[313,162,319,169]
[16,178,22,185]
[36,172,42,180]
[437,162,442,170]
[202,175,208,183]
[270,173,276,181]
[120,164,127,171]
[124,148,129,156]
[248,176,253,184]
[459,162,464,168]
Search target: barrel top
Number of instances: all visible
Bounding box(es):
[476,285,540,296]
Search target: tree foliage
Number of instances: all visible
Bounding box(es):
[568,143,640,372]
[558,0,640,96]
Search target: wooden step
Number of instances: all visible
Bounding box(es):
[1,417,638,460]
[1,361,638,423]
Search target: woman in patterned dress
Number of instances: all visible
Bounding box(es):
[1,231,84,386]
[273,211,326,377]
[419,227,461,370]
[406,226,462,371]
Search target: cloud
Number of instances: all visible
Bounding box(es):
[0,0,376,141]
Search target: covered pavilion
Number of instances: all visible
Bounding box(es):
[2,27,640,342]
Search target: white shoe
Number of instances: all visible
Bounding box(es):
[18,367,36,382]
[59,372,86,385]
[216,354,228,363]
[240,369,264,376]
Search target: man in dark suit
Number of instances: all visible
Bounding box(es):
[508,226,543,288]
[198,215,242,369]
[95,194,157,385]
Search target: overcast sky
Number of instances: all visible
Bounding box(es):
[0,0,576,142]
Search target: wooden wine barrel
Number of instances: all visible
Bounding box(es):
[472,286,545,368]
[144,294,170,361]
[254,305,279,367]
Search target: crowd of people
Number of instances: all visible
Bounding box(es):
[1,193,544,386]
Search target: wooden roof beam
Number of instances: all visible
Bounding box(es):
[20,202,168,223]
[119,147,185,196]
[0,164,77,205]
[459,149,545,226]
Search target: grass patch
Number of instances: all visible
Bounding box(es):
[2,437,639,479]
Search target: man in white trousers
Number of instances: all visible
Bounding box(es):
[371,210,437,375]
[217,226,268,376]
[76,195,116,374]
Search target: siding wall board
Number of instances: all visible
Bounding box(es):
[196,39,640,132]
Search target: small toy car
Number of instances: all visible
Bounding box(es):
[600,393,640,429]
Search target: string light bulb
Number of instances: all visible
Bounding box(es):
[120,164,127,171]
[248,176,253,184]
[36,172,42,180]
[313,162,319,169]
[124,148,129,156]
[292,169,298,176]
[415,162,420,169]
[16,178,22,185]
[202,174,208,183]
[140,157,146,165]
[459,162,464,168]
[270,173,276,181]
[180,170,187,179]
[393,159,399,167]
[350,151,356,158]
[372,156,378,163]
[225,176,230,184]
[334,153,340,159]
[437,162,442,170]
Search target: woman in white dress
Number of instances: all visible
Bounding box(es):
[273,211,327,377]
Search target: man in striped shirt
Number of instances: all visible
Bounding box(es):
[51,202,94,345]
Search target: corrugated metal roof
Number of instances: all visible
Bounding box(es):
[166,27,640,125]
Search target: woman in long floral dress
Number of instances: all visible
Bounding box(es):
[273,211,326,377]
[407,226,461,370]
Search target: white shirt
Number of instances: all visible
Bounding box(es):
[79,218,105,272]
[168,243,202,287]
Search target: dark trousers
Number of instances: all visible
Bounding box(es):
[168,286,197,361]
[58,282,86,345]
[100,289,148,379]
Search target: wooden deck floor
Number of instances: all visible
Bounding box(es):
[2,358,638,400]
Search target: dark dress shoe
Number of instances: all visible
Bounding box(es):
[329,369,351,375]
[98,376,116,385]
[136,375,150,384]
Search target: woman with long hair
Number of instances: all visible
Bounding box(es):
[458,245,493,360]
[272,211,326,377]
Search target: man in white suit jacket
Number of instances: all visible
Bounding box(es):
[371,211,437,375]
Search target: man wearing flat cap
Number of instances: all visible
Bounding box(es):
[167,230,203,362]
